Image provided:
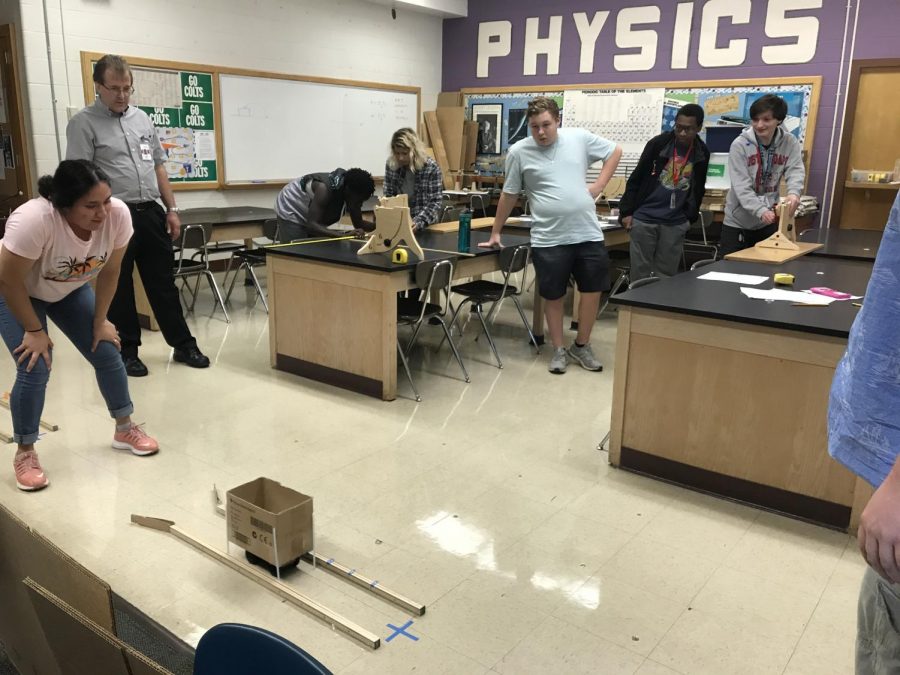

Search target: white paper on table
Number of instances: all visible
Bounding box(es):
[740,287,836,305]
[698,271,769,285]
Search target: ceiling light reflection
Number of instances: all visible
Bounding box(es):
[416,511,499,571]
[530,572,601,610]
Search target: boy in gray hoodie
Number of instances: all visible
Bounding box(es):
[720,94,806,256]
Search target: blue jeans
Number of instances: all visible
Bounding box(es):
[0,284,134,444]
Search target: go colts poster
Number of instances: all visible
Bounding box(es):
[134,69,218,185]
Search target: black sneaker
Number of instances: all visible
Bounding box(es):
[173,345,210,368]
[122,355,149,377]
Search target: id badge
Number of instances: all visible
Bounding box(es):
[140,142,152,162]
[670,192,677,210]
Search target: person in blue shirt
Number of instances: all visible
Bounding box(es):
[828,191,900,673]
[481,96,622,374]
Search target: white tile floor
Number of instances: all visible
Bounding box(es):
[0,271,863,674]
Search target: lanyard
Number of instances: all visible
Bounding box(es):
[672,138,693,184]
[755,143,774,193]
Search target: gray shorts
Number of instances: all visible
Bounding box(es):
[857,565,900,674]
[530,241,610,300]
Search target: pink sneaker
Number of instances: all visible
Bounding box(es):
[14,450,49,491]
[112,424,159,456]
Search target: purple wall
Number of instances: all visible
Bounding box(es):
[442,0,900,224]
[853,0,899,60]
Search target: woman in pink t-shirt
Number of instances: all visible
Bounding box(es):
[0,160,159,491]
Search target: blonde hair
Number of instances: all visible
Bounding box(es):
[388,127,429,172]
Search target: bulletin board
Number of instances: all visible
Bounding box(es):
[80,52,422,191]
[661,84,813,141]
[462,76,821,167]
[460,91,564,156]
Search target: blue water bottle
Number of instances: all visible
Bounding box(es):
[457,208,472,252]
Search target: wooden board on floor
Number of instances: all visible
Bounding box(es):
[437,91,462,107]
[436,106,465,172]
[463,120,479,175]
[724,241,823,264]
[131,514,381,649]
[424,111,455,189]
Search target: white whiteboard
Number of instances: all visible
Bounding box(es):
[219,74,419,184]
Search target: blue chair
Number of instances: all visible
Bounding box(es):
[194,623,332,675]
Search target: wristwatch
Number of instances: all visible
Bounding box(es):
[167,206,180,214]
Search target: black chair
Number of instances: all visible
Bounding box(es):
[397,259,469,399]
[690,258,717,271]
[223,219,279,313]
[628,276,660,290]
[194,623,332,675]
[173,223,230,322]
[439,194,454,222]
[443,244,538,368]
[683,209,719,269]
[598,248,631,317]
[185,209,245,262]
[397,342,421,402]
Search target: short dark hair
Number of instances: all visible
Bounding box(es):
[37,160,111,209]
[675,104,704,128]
[527,96,560,120]
[93,54,132,86]
[343,168,375,198]
[749,94,788,122]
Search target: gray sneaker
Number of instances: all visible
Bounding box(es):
[567,343,603,371]
[548,346,568,374]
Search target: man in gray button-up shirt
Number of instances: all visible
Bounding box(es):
[66,54,209,376]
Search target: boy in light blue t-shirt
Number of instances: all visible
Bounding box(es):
[481,97,622,374]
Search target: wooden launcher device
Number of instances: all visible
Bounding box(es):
[724,200,822,264]
[357,194,424,260]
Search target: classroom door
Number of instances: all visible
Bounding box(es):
[833,61,900,230]
[0,24,32,221]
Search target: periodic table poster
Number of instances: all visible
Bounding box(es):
[562,88,665,173]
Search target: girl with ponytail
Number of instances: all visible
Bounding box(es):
[0,160,159,491]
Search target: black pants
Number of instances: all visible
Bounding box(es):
[718,223,778,257]
[109,202,196,356]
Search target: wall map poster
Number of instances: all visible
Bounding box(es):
[133,69,218,184]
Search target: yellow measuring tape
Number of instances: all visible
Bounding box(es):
[263,235,357,249]
[263,236,477,260]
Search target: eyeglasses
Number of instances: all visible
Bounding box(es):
[99,83,134,96]
[674,124,698,133]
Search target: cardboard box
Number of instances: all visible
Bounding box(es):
[24,578,174,675]
[436,106,466,172]
[226,478,314,567]
[0,503,117,675]
[437,91,462,107]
